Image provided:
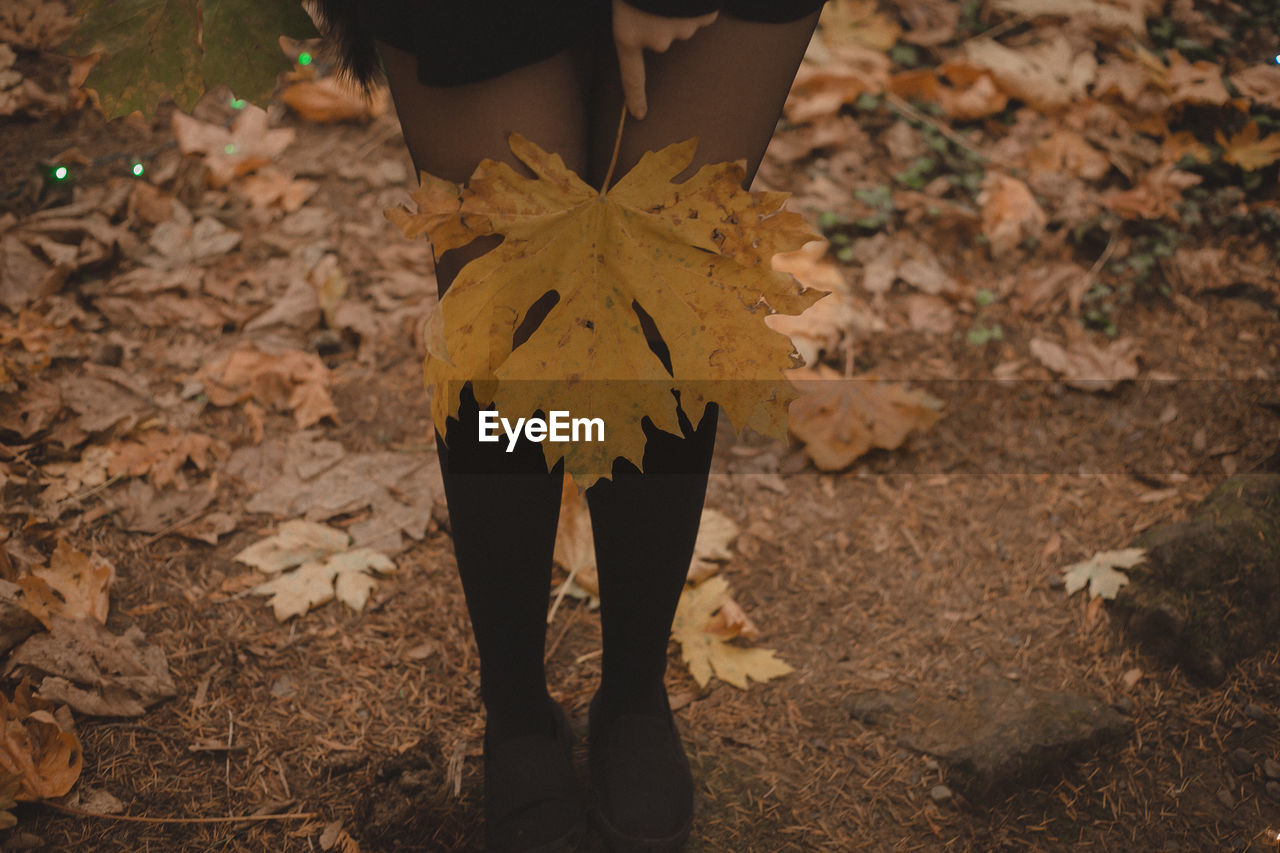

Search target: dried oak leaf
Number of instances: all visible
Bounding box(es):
[787,365,943,471]
[237,520,396,620]
[672,576,792,690]
[0,682,81,801]
[388,133,823,487]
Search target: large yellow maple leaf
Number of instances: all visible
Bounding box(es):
[388,133,824,485]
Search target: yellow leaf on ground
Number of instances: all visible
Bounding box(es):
[672,577,791,690]
[389,133,823,487]
[0,683,81,801]
[237,521,395,620]
[1216,121,1280,172]
[787,365,943,471]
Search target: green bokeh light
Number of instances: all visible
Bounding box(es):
[132,162,144,177]
[52,165,69,181]
[298,52,312,66]
[230,98,246,109]
[224,143,238,155]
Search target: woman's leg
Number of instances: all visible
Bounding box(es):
[585,7,821,722]
[581,8,822,844]
[377,43,588,745]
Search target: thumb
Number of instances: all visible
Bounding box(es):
[616,41,648,120]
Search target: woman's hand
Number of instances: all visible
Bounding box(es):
[612,0,718,119]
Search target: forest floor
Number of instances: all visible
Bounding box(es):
[3,1,1280,851]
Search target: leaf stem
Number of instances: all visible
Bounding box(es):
[600,106,628,194]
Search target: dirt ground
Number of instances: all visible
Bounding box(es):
[4,6,1280,852]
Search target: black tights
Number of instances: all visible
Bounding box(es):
[380,9,821,741]
[438,387,718,740]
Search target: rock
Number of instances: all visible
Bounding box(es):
[1264,758,1280,780]
[1228,748,1255,775]
[1110,473,1280,684]
[1216,788,1236,809]
[1244,703,1267,722]
[896,677,1133,803]
[929,784,952,804]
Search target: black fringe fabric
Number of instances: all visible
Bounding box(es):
[309,0,383,91]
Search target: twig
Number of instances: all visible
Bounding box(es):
[39,800,317,824]
[546,559,582,625]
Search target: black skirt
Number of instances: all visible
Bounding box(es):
[311,0,827,89]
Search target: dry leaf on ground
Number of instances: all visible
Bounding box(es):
[1029,334,1139,392]
[237,520,396,620]
[820,0,901,52]
[767,241,880,366]
[787,365,943,471]
[978,173,1047,257]
[105,429,229,489]
[964,35,1096,111]
[171,104,295,188]
[0,0,78,49]
[196,342,339,428]
[1229,64,1280,110]
[223,432,441,554]
[672,576,792,689]
[6,618,178,716]
[786,44,891,123]
[1062,547,1147,599]
[17,540,113,627]
[1215,121,1280,172]
[280,77,388,123]
[0,682,81,800]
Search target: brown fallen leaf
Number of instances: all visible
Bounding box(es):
[1029,332,1139,391]
[114,477,218,536]
[1104,163,1202,220]
[1025,130,1110,181]
[787,365,943,471]
[1215,121,1280,172]
[0,682,81,800]
[170,104,295,188]
[672,576,792,690]
[0,0,78,49]
[964,35,1096,111]
[786,44,891,123]
[18,540,113,627]
[196,342,339,429]
[1164,50,1229,107]
[820,0,901,52]
[767,241,880,366]
[1229,64,1280,110]
[279,77,388,123]
[978,173,1047,257]
[105,428,229,489]
[235,166,319,213]
[6,617,177,717]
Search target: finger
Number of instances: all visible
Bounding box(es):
[615,42,648,119]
